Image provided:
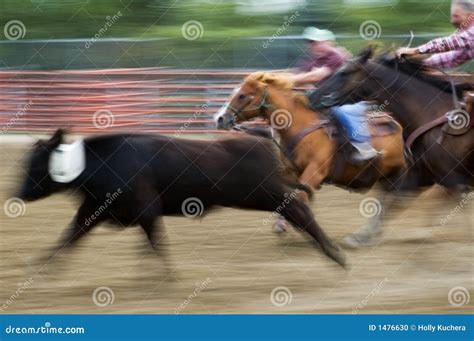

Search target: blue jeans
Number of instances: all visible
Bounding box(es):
[331,102,369,143]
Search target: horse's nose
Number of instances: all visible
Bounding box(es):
[216,115,228,130]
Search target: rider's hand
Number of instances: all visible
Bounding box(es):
[396,47,418,59]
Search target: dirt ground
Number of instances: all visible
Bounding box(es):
[1,142,472,314]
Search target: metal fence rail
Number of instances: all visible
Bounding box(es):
[1,67,471,136]
[0,68,261,135]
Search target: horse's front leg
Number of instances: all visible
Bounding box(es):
[342,191,393,248]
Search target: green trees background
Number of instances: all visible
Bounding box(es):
[1,0,468,69]
[0,0,454,39]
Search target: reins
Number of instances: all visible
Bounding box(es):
[433,66,463,110]
[230,85,327,174]
[384,59,467,154]
[227,87,274,125]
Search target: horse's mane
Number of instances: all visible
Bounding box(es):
[376,53,470,97]
[245,72,310,107]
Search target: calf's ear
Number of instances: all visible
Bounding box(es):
[48,128,67,148]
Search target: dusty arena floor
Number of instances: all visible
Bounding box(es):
[1,141,473,314]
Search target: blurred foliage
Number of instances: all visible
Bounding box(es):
[0,0,454,39]
[1,0,470,70]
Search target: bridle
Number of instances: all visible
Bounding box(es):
[226,87,274,125]
[225,86,303,172]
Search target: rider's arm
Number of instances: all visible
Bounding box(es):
[290,66,332,86]
[417,28,472,54]
[397,27,473,58]
[423,50,469,69]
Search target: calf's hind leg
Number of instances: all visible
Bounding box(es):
[273,163,323,234]
[281,200,346,268]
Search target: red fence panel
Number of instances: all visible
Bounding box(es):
[0,68,259,135]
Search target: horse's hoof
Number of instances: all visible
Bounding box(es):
[341,234,379,249]
[272,221,288,234]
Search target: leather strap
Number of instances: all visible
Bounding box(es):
[405,115,449,150]
[283,120,330,158]
[406,109,473,150]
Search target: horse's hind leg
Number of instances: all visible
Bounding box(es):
[342,167,425,248]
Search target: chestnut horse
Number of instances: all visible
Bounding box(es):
[216,72,406,245]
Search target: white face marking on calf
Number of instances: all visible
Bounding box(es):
[48,139,86,183]
[213,86,240,123]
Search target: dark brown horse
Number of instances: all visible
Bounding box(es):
[308,47,473,245]
[310,47,473,190]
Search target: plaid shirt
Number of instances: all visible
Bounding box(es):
[418,23,474,69]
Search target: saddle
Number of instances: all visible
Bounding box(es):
[406,91,474,151]
[327,108,402,190]
[328,107,401,158]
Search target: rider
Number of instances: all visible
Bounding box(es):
[396,0,473,68]
[291,27,378,162]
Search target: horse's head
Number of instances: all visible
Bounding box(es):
[310,47,375,108]
[18,129,66,201]
[215,72,292,130]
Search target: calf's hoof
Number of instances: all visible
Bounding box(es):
[272,220,288,234]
